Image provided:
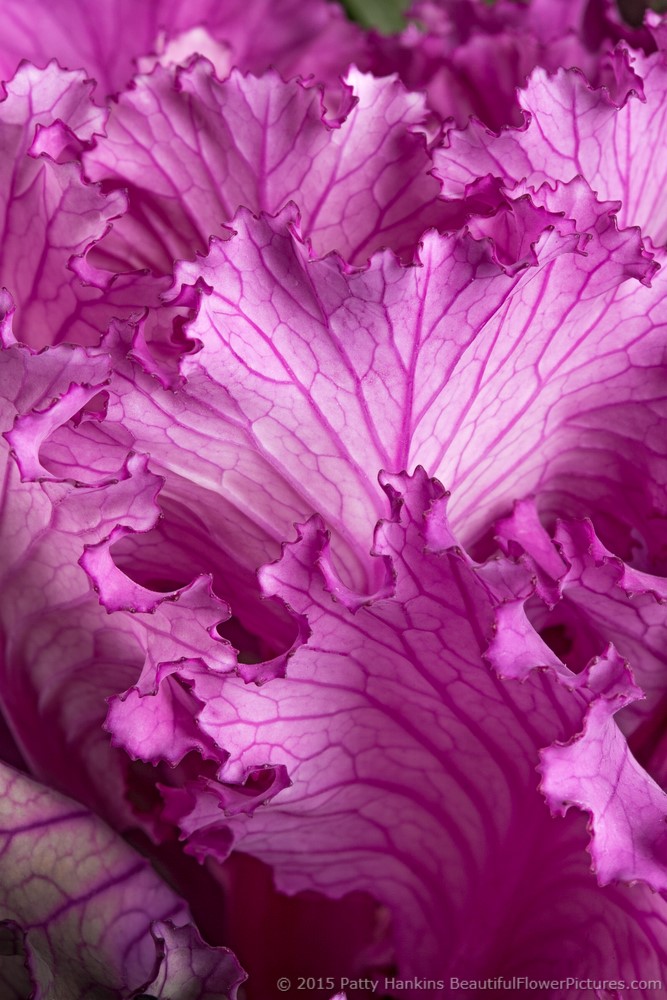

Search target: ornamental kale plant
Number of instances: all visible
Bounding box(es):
[2,1,667,998]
